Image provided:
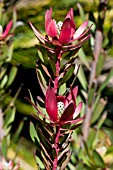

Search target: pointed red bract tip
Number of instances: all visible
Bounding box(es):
[2,20,13,38]
[45,7,57,38]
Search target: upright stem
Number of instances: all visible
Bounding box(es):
[82,0,107,140]
[54,47,62,93]
[52,127,61,170]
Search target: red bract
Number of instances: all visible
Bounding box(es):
[45,85,83,124]
[29,7,91,54]
[0,20,13,41]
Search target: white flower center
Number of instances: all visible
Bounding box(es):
[57,101,65,116]
[57,21,63,31]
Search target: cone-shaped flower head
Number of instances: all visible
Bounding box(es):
[29,7,91,54]
[45,7,76,45]
[45,85,82,124]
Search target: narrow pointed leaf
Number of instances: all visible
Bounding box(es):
[77,65,87,90]
[98,69,113,93]
[6,66,17,87]
[91,99,106,124]
[30,122,39,142]
[60,65,74,85]
[96,53,105,77]
[93,150,105,168]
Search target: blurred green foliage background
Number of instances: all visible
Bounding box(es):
[1,0,113,169]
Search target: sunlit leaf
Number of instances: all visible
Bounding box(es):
[78,48,90,69]
[77,65,87,90]
[60,65,74,85]
[58,83,66,95]
[93,150,105,168]
[6,66,18,87]
[30,122,39,142]
[0,75,8,89]
[96,53,105,77]
[91,98,106,124]
[4,106,16,130]
[98,69,113,93]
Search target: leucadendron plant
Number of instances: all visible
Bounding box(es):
[28,7,91,169]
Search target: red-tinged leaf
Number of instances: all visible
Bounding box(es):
[31,114,51,126]
[25,97,51,121]
[62,34,91,49]
[65,86,78,107]
[73,102,82,119]
[45,87,58,122]
[37,127,52,149]
[45,7,52,30]
[40,142,53,164]
[59,18,74,44]
[36,68,47,96]
[60,102,74,122]
[60,150,72,170]
[70,123,82,130]
[41,64,52,78]
[29,21,48,42]
[61,115,85,125]
[38,42,55,53]
[73,20,88,40]
[74,24,92,41]
[46,19,58,38]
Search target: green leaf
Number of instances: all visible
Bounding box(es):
[28,89,38,114]
[0,67,7,80]
[87,128,96,148]
[6,44,14,62]
[98,69,113,93]
[0,75,8,88]
[30,122,39,142]
[12,120,24,143]
[77,3,86,22]
[37,49,44,62]
[58,83,66,95]
[78,48,90,69]
[36,68,47,95]
[106,145,113,155]
[2,137,8,158]
[60,65,74,85]
[77,65,87,90]
[0,54,7,62]
[96,53,105,77]
[6,66,18,87]
[35,155,44,169]
[12,9,17,31]
[88,87,95,106]
[97,111,107,129]
[4,106,16,130]
[91,98,106,124]
[93,150,105,168]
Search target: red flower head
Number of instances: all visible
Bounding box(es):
[45,7,76,45]
[29,7,91,54]
[45,85,83,125]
